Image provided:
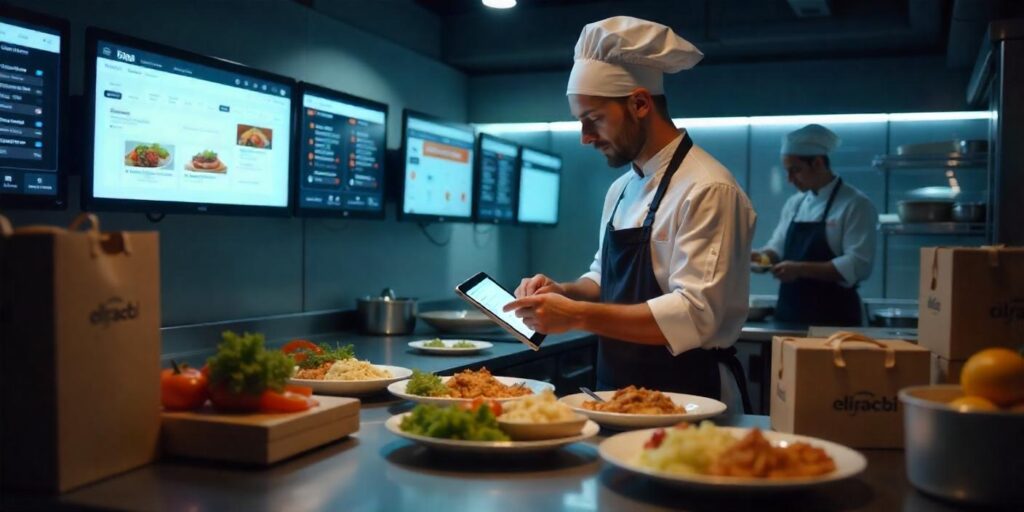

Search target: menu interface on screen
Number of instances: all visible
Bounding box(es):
[91,39,292,208]
[0,17,62,197]
[299,91,385,214]
[464,277,535,339]
[402,115,474,219]
[475,135,518,222]
[517,148,561,224]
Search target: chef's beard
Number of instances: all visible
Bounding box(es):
[600,112,646,168]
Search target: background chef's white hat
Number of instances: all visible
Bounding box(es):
[566,16,703,97]
[781,124,841,156]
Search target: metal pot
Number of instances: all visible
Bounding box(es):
[869,307,918,328]
[952,202,986,223]
[357,288,417,335]
[897,200,953,223]
[900,385,1024,507]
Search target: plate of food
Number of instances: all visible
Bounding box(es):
[282,340,411,396]
[124,142,172,168]
[185,150,227,173]
[238,126,271,148]
[599,421,867,491]
[559,386,727,429]
[750,253,774,274]
[418,310,502,334]
[385,398,599,454]
[387,367,554,406]
[408,338,493,355]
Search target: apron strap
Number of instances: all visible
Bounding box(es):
[713,347,754,414]
[820,177,843,221]
[644,132,693,228]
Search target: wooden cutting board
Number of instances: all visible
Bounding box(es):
[161,395,359,465]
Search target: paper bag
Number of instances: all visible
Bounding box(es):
[770,331,930,448]
[0,213,161,493]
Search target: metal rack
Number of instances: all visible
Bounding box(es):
[871,153,988,170]
[878,222,986,236]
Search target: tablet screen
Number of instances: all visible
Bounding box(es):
[463,276,536,339]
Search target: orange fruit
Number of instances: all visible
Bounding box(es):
[960,348,1024,407]
[948,395,998,412]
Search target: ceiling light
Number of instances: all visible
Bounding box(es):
[482,0,517,9]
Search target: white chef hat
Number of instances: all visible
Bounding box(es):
[566,16,703,97]
[781,124,841,156]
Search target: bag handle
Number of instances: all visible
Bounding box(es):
[0,214,11,237]
[68,213,100,234]
[826,331,896,369]
[66,213,133,257]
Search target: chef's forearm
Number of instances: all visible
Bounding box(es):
[563,278,601,302]
[578,302,668,345]
[799,261,844,282]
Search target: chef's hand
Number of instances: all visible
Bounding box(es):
[771,261,803,283]
[514,274,566,298]
[502,293,583,334]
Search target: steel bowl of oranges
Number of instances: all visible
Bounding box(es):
[899,347,1024,507]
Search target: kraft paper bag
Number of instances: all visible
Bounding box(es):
[770,331,930,449]
[0,213,161,493]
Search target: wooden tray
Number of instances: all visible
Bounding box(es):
[161,395,359,465]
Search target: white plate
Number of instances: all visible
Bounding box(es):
[408,339,493,355]
[289,365,412,396]
[388,376,555,406]
[385,412,599,454]
[418,310,502,334]
[559,391,726,429]
[599,426,867,491]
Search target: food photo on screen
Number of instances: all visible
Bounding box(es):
[236,125,272,149]
[185,149,227,173]
[123,141,173,169]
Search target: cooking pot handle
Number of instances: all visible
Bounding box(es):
[826,331,896,369]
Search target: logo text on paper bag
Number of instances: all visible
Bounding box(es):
[90,297,140,327]
[832,391,900,416]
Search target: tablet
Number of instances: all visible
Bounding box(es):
[455,272,546,351]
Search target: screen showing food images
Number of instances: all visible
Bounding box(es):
[299,87,386,216]
[474,134,518,223]
[516,147,561,225]
[0,15,63,199]
[90,37,292,209]
[401,114,474,220]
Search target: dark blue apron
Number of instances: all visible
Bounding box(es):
[774,178,863,326]
[596,133,752,413]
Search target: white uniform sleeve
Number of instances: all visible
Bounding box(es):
[831,195,878,287]
[645,183,757,354]
[761,194,798,257]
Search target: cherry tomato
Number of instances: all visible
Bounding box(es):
[281,339,322,364]
[260,390,318,413]
[160,361,208,411]
[462,397,502,416]
[644,428,667,450]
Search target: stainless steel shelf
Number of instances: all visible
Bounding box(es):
[878,222,987,235]
[872,153,988,170]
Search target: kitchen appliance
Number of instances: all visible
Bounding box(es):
[897,200,953,223]
[952,202,987,223]
[357,288,417,335]
[896,139,988,156]
[868,307,918,328]
[900,385,1024,507]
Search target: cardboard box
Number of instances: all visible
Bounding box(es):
[930,354,966,385]
[1,216,161,493]
[770,332,930,449]
[918,246,1024,360]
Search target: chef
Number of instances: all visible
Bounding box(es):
[751,124,878,326]
[503,16,756,412]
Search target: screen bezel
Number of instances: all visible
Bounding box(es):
[398,109,475,224]
[294,81,388,220]
[0,6,70,211]
[472,132,520,225]
[82,27,296,217]
[516,144,563,227]
[455,271,547,350]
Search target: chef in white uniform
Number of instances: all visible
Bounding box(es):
[503,16,756,411]
[751,124,878,326]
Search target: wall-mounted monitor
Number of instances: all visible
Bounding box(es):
[83,28,295,215]
[296,82,387,219]
[473,133,519,224]
[399,110,474,223]
[516,146,562,226]
[0,6,69,210]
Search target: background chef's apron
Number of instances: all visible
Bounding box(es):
[774,178,863,326]
[596,133,752,413]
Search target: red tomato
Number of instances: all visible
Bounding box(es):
[208,384,262,412]
[463,397,502,416]
[644,428,667,450]
[281,339,322,364]
[260,390,318,413]
[160,362,208,411]
[284,384,314,397]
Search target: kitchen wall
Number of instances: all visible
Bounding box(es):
[2,0,529,327]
